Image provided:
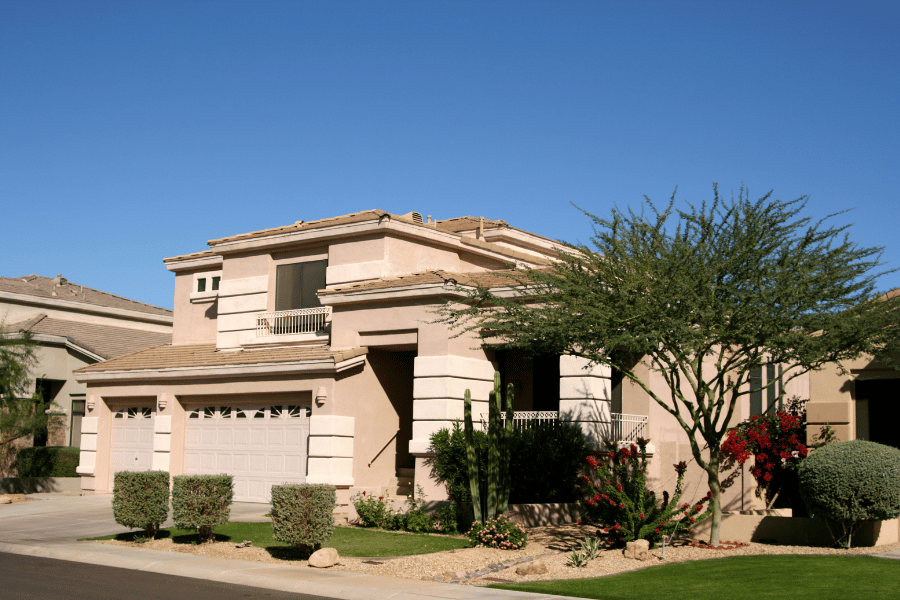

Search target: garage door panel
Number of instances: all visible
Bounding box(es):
[202,429,217,445]
[184,404,310,503]
[109,407,156,491]
[268,429,284,446]
[217,429,233,445]
[285,429,304,446]
[266,455,283,473]
[285,455,302,471]
[216,454,232,471]
[233,454,248,471]
[234,428,250,445]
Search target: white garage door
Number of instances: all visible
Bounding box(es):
[109,406,155,491]
[184,404,311,503]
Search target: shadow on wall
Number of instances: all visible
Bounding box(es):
[0,477,82,494]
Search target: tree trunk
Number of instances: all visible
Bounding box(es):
[706,462,722,546]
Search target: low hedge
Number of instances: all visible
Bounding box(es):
[112,470,170,538]
[172,474,234,543]
[271,484,336,556]
[14,446,79,477]
[799,440,900,548]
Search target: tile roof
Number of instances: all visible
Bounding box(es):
[207,210,397,246]
[163,250,217,262]
[0,275,172,317]
[204,211,513,247]
[75,343,367,373]
[4,315,172,360]
[433,216,509,233]
[319,269,535,295]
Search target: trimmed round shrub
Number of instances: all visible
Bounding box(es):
[271,484,336,557]
[798,440,900,548]
[112,470,170,539]
[172,474,233,543]
[15,446,79,477]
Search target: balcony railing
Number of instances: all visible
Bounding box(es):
[256,307,331,337]
[610,413,648,443]
[479,410,648,443]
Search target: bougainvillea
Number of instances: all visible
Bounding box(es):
[721,401,834,508]
[578,438,712,548]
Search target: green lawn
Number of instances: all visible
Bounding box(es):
[87,522,469,558]
[489,554,900,600]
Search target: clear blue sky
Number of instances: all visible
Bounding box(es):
[2,0,898,310]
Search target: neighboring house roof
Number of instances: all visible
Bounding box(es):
[0,275,172,318]
[75,343,367,374]
[319,269,533,296]
[4,314,172,360]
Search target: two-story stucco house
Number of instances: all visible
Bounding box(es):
[74,210,775,515]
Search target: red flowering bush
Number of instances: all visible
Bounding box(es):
[578,438,712,548]
[721,400,834,509]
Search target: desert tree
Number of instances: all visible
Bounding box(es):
[0,326,53,475]
[437,185,899,545]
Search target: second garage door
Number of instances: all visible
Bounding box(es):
[184,403,311,503]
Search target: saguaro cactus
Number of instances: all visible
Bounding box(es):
[463,372,515,523]
[463,388,482,524]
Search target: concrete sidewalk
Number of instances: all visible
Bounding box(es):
[0,494,564,600]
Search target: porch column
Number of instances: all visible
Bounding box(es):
[410,355,495,499]
[409,356,496,455]
[559,355,612,447]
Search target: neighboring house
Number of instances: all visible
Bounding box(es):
[72,210,768,513]
[0,275,173,466]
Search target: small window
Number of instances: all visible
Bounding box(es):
[197,278,207,292]
[211,276,220,291]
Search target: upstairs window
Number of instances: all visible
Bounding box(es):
[211,276,220,291]
[275,260,327,311]
[197,278,207,292]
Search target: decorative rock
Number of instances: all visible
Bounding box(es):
[308,547,339,568]
[624,539,650,561]
[235,540,252,548]
[516,560,548,576]
[0,497,11,505]
[455,570,466,579]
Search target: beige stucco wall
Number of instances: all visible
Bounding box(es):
[172,271,218,344]
[808,355,874,443]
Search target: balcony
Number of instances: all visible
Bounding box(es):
[480,411,648,444]
[256,307,331,337]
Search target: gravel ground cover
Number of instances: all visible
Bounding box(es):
[94,523,900,586]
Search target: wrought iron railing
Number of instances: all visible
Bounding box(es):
[256,307,331,337]
[478,410,648,443]
[480,410,560,430]
[610,413,648,443]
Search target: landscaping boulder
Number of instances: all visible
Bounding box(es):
[624,539,650,560]
[516,560,548,576]
[308,547,339,568]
